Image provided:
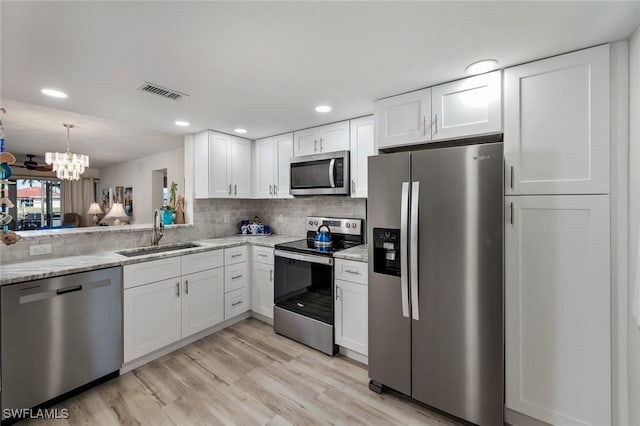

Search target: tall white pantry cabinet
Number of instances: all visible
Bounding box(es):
[504,44,611,426]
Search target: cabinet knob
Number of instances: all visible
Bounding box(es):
[176,282,180,298]
[185,280,189,295]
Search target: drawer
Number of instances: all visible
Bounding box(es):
[181,250,223,275]
[335,259,368,285]
[225,286,250,320]
[253,246,274,265]
[123,257,182,289]
[224,245,248,265]
[224,262,248,293]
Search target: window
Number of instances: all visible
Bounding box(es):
[10,179,62,231]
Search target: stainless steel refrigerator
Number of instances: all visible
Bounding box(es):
[367,142,503,426]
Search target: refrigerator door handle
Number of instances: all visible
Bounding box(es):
[400,181,410,318]
[410,181,420,321]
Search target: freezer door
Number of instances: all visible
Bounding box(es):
[367,151,412,395]
[410,142,504,425]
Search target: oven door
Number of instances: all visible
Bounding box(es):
[290,151,349,196]
[274,250,334,324]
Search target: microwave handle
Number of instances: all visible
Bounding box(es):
[329,159,336,188]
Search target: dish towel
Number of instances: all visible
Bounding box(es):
[634,230,640,329]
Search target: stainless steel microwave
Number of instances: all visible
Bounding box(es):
[290,150,350,196]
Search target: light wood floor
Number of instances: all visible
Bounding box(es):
[25,319,460,425]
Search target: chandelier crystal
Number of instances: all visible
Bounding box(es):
[45,123,89,181]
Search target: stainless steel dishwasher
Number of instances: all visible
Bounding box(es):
[1,267,122,416]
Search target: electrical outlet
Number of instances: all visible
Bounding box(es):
[224,213,230,224]
[29,244,52,256]
[276,214,284,224]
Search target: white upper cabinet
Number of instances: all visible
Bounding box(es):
[374,88,431,150]
[253,133,293,199]
[349,116,374,198]
[504,44,610,195]
[230,136,252,197]
[254,137,275,198]
[193,130,253,198]
[431,70,502,141]
[505,194,611,426]
[293,121,349,157]
[273,133,293,198]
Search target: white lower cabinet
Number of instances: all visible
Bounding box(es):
[123,250,225,363]
[334,259,368,356]
[251,246,274,319]
[182,268,224,338]
[124,277,182,363]
[505,195,611,426]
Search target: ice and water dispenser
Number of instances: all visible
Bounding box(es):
[372,228,401,276]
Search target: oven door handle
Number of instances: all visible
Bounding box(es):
[275,249,334,266]
[329,159,336,188]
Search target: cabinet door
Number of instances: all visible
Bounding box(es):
[124,278,182,363]
[194,131,210,199]
[318,121,350,153]
[254,137,275,199]
[505,195,610,426]
[274,133,294,199]
[349,116,374,198]
[504,44,610,195]
[231,137,252,198]
[252,261,274,319]
[334,279,368,355]
[374,88,431,150]
[431,70,502,141]
[209,132,232,198]
[182,268,224,338]
[293,128,318,157]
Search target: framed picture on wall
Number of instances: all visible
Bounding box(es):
[101,188,113,210]
[114,186,124,204]
[124,187,133,216]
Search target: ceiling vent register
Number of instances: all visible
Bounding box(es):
[136,81,188,101]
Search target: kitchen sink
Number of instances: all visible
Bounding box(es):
[117,242,201,257]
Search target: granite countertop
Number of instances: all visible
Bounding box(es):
[0,235,301,286]
[334,244,368,262]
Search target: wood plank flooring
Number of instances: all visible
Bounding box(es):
[24,319,460,425]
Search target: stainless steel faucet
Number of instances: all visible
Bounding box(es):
[152,209,164,246]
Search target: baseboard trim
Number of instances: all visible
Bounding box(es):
[505,408,552,426]
[250,310,273,325]
[338,346,368,365]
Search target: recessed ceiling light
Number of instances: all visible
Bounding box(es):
[465,59,499,75]
[315,105,332,113]
[234,128,248,134]
[175,120,190,127]
[41,88,68,98]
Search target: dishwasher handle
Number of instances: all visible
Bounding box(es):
[56,285,82,295]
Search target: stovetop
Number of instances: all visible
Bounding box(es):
[275,238,362,257]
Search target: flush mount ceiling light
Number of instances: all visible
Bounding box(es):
[45,123,89,181]
[41,88,68,98]
[234,128,248,134]
[315,105,332,113]
[175,120,190,127]
[465,59,499,75]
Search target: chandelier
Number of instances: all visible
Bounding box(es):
[45,123,89,181]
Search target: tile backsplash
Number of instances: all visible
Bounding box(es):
[0,197,366,264]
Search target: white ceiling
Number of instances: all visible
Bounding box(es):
[2,1,640,167]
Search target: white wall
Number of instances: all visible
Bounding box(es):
[99,147,184,224]
[628,23,640,426]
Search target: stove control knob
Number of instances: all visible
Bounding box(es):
[314,220,318,226]
[352,223,357,228]
[308,220,313,225]
[346,223,351,228]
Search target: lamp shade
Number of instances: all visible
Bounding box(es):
[87,202,103,215]
[104,202,127,225]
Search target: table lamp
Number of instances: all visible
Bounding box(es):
[87,202,103,226]
[104,202,127,225]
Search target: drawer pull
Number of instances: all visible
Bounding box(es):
[345,269,361,275]
[231,275,243,280]
[232,300,243,307]
[231,253,242,258]
[258,253,268,258]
